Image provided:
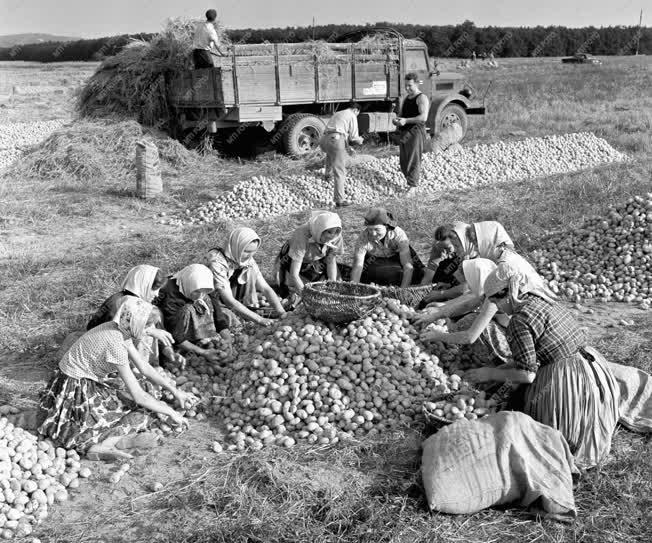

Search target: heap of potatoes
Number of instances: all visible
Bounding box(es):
[0,417,91,539]
[533,194,652,307]
[166,299,483,451]
[0,120,66,170]
[171,132,627,225]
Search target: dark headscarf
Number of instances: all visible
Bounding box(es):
[364,207,396,228]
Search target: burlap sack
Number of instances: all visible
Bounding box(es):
[431,123,463,153]
[421,411,578,518]
[608,362,652,433]
[135,139,162,199]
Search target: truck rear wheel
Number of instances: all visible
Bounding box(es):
[438,104,468,139]
[282,114,326,156]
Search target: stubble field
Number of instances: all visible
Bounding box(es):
[0,55,651,542]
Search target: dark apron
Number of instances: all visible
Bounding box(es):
[360,246,425,287]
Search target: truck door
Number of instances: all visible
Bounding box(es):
[403,47,432,98]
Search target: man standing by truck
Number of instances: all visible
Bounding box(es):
[191,9,225,69]
[393,73,430,197]
[320,102,364,208]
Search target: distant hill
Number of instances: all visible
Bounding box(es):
[0,33,81,48]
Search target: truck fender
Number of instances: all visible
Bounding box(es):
[429,95,471,132]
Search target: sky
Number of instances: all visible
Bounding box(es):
[0,0,645,38]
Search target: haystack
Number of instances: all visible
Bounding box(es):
[77,17,230,127]
[10,118,194,183]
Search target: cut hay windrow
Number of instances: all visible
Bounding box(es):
[175,132,628,225]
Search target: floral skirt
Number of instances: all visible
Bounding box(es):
[37,370,150,454]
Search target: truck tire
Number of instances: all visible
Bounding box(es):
[282,114,326,156]
[437,103,468,140]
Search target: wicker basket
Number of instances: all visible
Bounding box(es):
[302,281,382,324]
[380,283,436,308]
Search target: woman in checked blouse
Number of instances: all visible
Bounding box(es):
[465,260,619,469]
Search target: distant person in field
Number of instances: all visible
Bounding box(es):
[393,73,430,197]
[319,102,364,208]
[192,9,224,68]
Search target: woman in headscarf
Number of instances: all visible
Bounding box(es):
[417,258,511,363]
[274,210,346,298]
[349,207,425,288]
[155,264,231,363]
[206,227,286,326]
[465,261,620,469]
[422,220,515,304]
[38,297,191,460]
[87,265,175,365]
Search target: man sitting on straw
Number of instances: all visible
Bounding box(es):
[192,9,225,68]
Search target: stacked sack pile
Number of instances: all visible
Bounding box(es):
[533,194,652,308]
[170,132,627,225]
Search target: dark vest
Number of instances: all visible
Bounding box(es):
[401,93,425,127]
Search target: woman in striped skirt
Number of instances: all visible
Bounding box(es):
[465,260,619,470]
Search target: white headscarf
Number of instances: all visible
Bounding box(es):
[483,254,556,309]
[121,265,160,302]
[173,264,214,298]
[451,221,475,259]
[308,211,342,255]
[223,227,260,267]
[462,258,497,296]
[473,221,514,262]
[112,296,152,341]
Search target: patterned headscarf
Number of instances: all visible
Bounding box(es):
[174,264,214,298]
[121,265,160,302]
[223,227,260,267]
[308,211,342,255]
[462,258,497,296]
[112,296,152,340]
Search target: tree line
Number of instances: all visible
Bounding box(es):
[0,20,649,62]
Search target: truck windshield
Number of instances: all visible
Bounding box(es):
[405,49,428,72]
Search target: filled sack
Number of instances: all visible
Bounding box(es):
[608,362,652,433]
[421,411,578,518]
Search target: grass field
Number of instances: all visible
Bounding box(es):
[0,55,651,542]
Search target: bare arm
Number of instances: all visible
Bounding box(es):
[257,275,286,316]
[350,250,366,283]
[289,258,305,292]
[116,364,180,419]
[325,254,338,281]
[398,246,414,288]
[421,299,498,345]
[420,268,435,285]
[217,284,263,323]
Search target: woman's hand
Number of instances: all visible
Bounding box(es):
[420,329,447,343]
[168,410,189,429]
[174,390,198,410]
[411,310,441,326]
[464,367,494,384]
[147,328,174,348]
[258,317,275,327]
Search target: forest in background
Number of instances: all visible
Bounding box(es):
[0,20,649,62]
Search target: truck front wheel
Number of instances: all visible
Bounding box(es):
[282,114,326,156]
[438,104,468,139]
